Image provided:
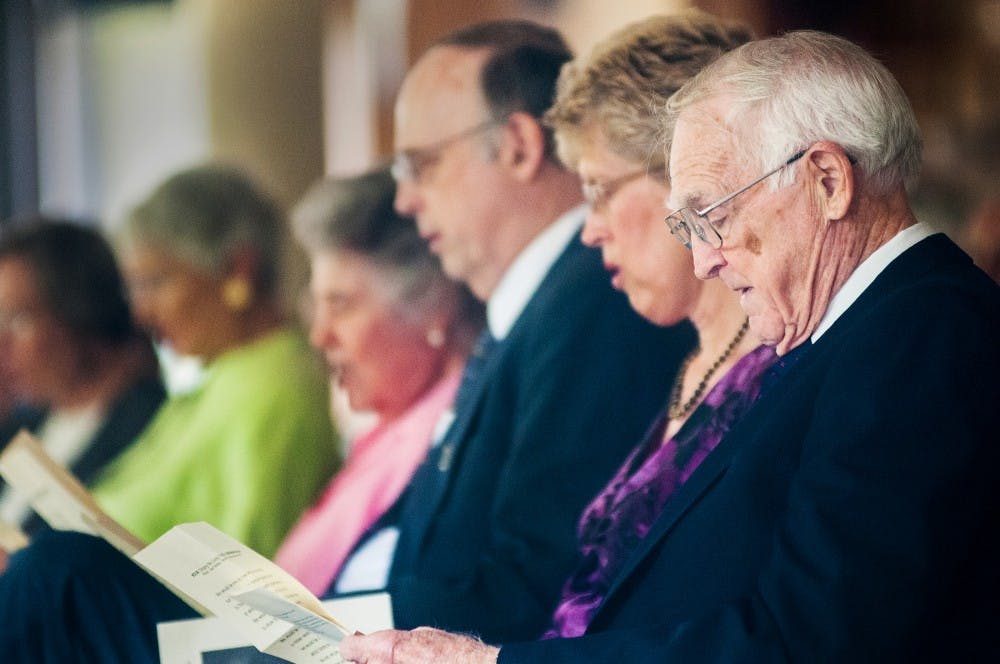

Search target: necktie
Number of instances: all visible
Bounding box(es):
[447,328,497,423]
[389,327,499,573]
[432,328,496,470]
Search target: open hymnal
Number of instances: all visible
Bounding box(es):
[0,429,144,556]
[135,522,369,664]
[0,430,381,663]
[157,592,393,664]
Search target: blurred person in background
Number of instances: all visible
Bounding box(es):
[0,346,17,422]
[0,166,485,662]
[275,167,484,595]
[89,163,340,557]
[0,220,165,539]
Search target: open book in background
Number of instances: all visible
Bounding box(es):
[0,430,384,664]
[0,429,209,615]
[135,522,364,663]
[0,429,144,556]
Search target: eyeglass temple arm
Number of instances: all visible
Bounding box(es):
[695,149,807,217]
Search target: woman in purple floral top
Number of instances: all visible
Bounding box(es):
[542,11,770,639]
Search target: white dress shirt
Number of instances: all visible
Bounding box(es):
[486,205,586,340]
[812,222,935,342]
[333,204,586,594]
[0,405,103,528]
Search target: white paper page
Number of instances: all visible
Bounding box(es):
[157,593,393,664]
[0,430,143,555]
[0,431,99,534]
[233,589,348,642]
[136,522,357,661]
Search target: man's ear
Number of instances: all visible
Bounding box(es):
[806,141,854,221]
[497,112,546,182]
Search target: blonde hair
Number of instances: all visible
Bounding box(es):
[545,11,753,172]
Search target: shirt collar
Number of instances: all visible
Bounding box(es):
[811,221,935,342]
[486,204,586,340]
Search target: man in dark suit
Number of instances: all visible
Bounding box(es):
[340,30,1000,663]
[332,21,693,642]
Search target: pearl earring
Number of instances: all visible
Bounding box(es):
[425,327,446,349]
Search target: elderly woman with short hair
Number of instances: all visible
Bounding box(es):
[274,168,483,596]
[91,164,340,558]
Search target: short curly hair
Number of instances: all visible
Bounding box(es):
[545,11,753,173]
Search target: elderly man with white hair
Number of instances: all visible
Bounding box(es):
[341,29,1000,664]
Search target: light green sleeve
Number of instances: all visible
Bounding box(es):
[93,328,341,558]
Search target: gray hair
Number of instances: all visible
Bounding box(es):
[292,168,483,347]
[121,164,287,297]
[665,30,922,195]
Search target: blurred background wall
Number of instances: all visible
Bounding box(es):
[2,0,998,244]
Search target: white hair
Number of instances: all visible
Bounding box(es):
[666,30,922,195]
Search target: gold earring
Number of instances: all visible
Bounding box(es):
[222,278,252,312]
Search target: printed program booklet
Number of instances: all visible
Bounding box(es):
[0,429,390,663]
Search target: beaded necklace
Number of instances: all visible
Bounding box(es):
[667,318,749,420]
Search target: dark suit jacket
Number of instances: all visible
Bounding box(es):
[501,234,1000,662]
[384,233,696,641]
[0,373,165,536]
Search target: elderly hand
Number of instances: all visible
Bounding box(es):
[339,627,500,664]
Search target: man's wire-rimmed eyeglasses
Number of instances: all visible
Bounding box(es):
[664,150,806,249]
[390,118,503,184]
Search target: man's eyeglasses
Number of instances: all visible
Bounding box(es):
[664,150,806,249]
[582,169,663,211]
[390,118,502,184]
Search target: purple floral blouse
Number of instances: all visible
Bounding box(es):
[543,344,777,638]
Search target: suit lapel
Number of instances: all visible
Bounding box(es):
[405,347,500,570]
[596,426,738,608]
[592,234,964,626]
[399,238,589,562]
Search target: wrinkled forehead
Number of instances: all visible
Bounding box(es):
[666,101,740,211]
[394,46,492,147]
